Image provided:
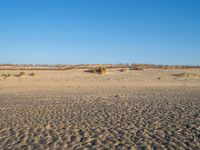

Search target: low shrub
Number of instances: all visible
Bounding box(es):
[119,68,128,72]
[19,72,25,76]
[1,73,11,79]
[29,72,35,76]
[14,72,25,77]
[86,66,107,74]
[130,65,143,71]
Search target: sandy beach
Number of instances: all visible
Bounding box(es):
[0,68,200,149]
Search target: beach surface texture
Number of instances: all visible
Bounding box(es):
[0,68,200,149]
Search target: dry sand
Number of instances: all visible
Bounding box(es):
[0,68,200,149]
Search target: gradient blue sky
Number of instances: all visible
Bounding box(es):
[0,0,200,65]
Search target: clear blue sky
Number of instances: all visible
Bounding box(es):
[0,0,200,65]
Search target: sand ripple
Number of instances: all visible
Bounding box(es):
[0,89,200,149]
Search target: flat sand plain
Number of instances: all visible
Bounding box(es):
[0,69,200,149]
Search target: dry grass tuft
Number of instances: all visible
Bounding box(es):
[1,73,11,79]
[86,66,107,74]
[93,67,107,74]
[14,72,25,77]
[172,73,200,78]
[19,72,25,76]
[130,65,143,71]
[29,72,35,76]
[119,68,128,72]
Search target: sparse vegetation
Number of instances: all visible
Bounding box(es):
[157,77,161,80]
[130,65,143,71]
[119,68,128,72]
[19,72,25,76]
[87,66,107,74]
[97,67,107,74]
[29,72,35,76]
[1,73,11,79]
[172,73,199,78]
[1,71,35,78]
[14,72,25,77]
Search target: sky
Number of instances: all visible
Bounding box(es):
[0,0,200,65]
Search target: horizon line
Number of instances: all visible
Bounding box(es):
[0,63,200,67]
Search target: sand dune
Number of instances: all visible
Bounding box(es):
[0,69,200,149]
